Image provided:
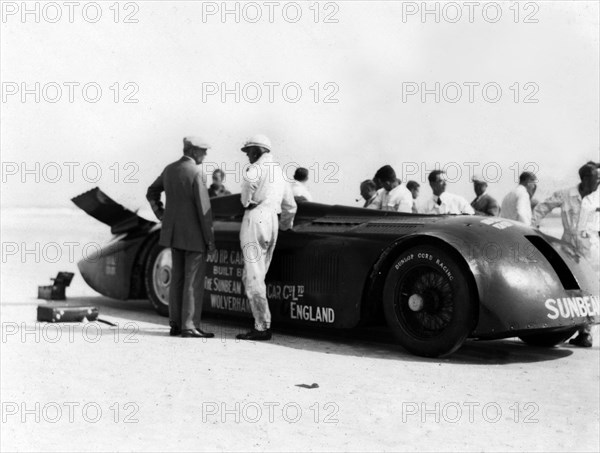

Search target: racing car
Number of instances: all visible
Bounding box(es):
[73,188,599,357]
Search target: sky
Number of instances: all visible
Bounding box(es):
[1,0,599,214]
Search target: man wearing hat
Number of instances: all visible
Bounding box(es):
[470,174,500,216]
[501,171,538,225]
[146,136,216,339]
[237,134,297,341]
[532,161,600,347]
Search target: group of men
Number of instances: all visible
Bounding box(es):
[359,162,600,347]
[146,135,296,341]
[146,141,598,347]
[360,165,498,216]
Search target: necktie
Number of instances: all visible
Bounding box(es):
[436,197,442,206]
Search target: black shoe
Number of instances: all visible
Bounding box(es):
[569,334,593,348]
[236,329,272,341]
[169,326,182,337]
[181,329,213,338]
[194,328,215,338]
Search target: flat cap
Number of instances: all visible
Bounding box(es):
[183,136,211,150]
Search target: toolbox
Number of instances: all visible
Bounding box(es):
[37,272,75,300]
[36,305,99,323]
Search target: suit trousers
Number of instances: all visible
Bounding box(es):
[169,247,207,330]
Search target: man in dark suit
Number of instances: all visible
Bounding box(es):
[146,136,216,338]
[471,174,500,216]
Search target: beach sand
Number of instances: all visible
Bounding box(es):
[1,209,598,452]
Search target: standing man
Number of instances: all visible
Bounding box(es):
[470,174,500,216]
[237,134,297,341]
[406,180,420,213]
[146,136,216,339]
[532,161,600,348]
[371,165,413,212]
[208,169,231,198]
[420,170,475,215]
[501,171,538,224]
[360,179,378,209]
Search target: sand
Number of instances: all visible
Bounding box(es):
[1,209,599,452]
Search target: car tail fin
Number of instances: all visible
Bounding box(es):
[72,187,156,235]
[525,235,580,290]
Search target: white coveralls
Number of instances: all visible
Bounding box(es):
[240,153,297,331]
[532,186,600,264]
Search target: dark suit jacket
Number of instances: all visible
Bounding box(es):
[471,192,500,217]
[146,156,214,252]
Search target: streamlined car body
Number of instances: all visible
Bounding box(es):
[73,188,599,357]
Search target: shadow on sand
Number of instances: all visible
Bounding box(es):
[28,296,579,366]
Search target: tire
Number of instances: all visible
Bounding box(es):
[518,327,579,347]
[144,241,171,317]
[382,245,476,357]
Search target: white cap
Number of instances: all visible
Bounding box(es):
[184,136,211,150]
[241,134,272,152]
[472,173,486,183]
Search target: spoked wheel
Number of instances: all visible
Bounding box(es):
[383,246,476,357]
[144,242,171,317]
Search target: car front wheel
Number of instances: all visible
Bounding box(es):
[144,242,171,317]
[383,245,476,357]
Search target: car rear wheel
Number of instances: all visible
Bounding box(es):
[518,327,579,347]
[144,242,171,317]
[383,245,476,357]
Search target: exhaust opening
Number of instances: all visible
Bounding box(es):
[525,235,580,290]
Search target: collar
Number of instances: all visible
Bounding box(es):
[255,152,273,165]
[181,155,195,163]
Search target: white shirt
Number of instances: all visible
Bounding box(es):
[290,180,313,202]
[372,184,413,213]
[241,153,297,230]
[501,185,532,225]
[420,192,475,215]
[578,189,600,261]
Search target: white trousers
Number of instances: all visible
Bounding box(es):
[240,207,279,331]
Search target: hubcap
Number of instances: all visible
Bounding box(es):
[408,294,424,311]
[152,248,172,307]
[396,267,454,338]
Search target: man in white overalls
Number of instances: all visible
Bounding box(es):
[236,134,297,341]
